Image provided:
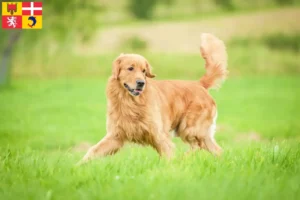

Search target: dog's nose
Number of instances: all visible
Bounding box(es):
[136,80,145,87]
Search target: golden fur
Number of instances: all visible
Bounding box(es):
[78,33,228,165]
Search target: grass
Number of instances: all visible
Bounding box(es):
[12,39,300,78]
[0,76,300,200]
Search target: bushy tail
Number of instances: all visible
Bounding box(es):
[199,33,228,90]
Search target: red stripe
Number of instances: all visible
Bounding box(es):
[34,2,42,7]
[22,2,31,7]
[34,10,42,15]
[22,10,31,15]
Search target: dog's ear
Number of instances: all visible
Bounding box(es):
[145,61,156,78]
[112,55,123,79]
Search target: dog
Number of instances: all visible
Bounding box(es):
[78,33,228,165]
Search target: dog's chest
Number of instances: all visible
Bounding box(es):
[108,107,156,142]
[120,116,155,142]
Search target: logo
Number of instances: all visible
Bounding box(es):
[7,16,17,28]
[28,16,36,28]
[2,2,43,29]
[22,2,42,16]
[7,3,17,15]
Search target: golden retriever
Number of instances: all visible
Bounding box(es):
[78,33,228,165]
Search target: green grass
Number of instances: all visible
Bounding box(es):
[12,40,300,79]
[0,76,300,200]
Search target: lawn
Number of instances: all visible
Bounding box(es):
[0,76,299,200]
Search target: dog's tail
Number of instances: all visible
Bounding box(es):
[199,33,228,90]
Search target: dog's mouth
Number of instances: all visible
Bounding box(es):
[124,83,144,96]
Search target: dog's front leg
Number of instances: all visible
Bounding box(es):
[77,135,123,166]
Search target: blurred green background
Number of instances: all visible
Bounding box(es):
[0,0,300,199]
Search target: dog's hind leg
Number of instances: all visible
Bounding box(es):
[77,135,124,165]
[200,111,222,156]
[150,134,175,159]
[182,132,222,157]
[179,108,222,157]
[183,136,200,156]
[196,136,222,156]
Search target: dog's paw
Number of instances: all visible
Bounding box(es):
[75,158,88,167]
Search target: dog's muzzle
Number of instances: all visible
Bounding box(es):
[124,82,144,96]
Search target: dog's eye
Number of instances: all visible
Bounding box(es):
[142,69,146,73]
[128,67,134,71]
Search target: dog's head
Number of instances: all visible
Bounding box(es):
[112,53,155,96]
